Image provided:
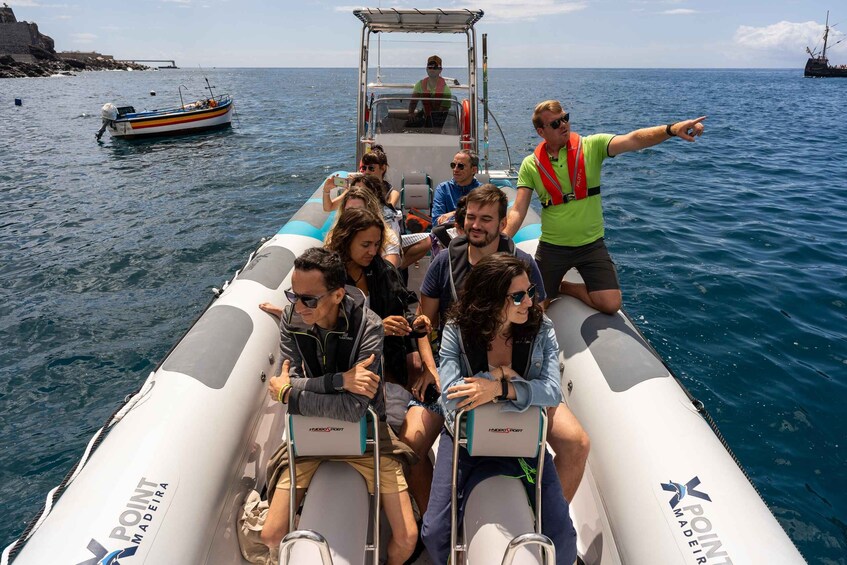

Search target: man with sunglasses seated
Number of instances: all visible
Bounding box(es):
[505,99,706,315]
[407,54,452,128]
[260,247,419,565]
[431,150,481,227]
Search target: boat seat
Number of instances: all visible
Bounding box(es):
[281,409,380,564]
[475,172,490,186]
[465,404,542,458]
[464,476,541,564]
[451,406,552,565]
[288,414,367,457]
[401,171,433,219]
[292,462,371,565]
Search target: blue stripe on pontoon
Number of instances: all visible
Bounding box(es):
[513,224,541,244]
[275,212,338,239]
[276,220,324,239]
[318,212,338,238]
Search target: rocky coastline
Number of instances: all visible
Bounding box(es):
[0,53,148,79]
[0,4,148,78]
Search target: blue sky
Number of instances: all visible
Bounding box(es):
[8,0,847,68]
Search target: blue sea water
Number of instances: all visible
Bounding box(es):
[1,67,845,563]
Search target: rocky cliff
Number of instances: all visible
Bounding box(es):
[0,6,147,78]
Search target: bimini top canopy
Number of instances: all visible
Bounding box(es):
[353,8,483,34]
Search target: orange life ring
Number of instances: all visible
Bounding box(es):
[461,99,471,148]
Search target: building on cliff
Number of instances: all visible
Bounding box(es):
[0,3,56,63]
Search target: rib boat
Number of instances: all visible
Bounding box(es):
[5,8,804,565]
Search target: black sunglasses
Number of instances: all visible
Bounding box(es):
[360,164,377,172]
[285,288,331,309]
[449,162,466,170]
[546,114,570,129]
[427,64,442,69]
[507,285,536,306]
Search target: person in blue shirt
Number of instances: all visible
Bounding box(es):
[431,150,481,225]
[420,252,577,565]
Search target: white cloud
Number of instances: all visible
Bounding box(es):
[334,1,587,22]
[7,1,70,7]
[661,8,698,15]
[454,0,587,21]
[70,32,96,44]
[734,20,841,53]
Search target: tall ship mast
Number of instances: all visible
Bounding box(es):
[805,11,847,77]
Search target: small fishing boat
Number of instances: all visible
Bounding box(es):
[804,11,847,77]
[6,8,805,565]
[95,79,234,140]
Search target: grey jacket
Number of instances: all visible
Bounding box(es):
[281,286,385,422]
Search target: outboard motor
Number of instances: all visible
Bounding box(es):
[95,103,118,140]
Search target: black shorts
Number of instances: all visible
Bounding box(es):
[535,238,620,297]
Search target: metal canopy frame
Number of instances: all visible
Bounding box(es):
[354,8,483,165]
[353,8,483,34]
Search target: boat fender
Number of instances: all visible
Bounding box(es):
[461,99,471,148]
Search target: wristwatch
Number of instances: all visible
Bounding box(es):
[495,377,509,402]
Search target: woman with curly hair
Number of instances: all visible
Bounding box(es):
[420,252,577,565]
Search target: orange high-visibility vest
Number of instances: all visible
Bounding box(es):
[532,132,591,206]
[421,77,447,116]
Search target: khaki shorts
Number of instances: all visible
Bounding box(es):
[275,455,408,494]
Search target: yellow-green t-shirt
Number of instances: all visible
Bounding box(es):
[517,133,614,247]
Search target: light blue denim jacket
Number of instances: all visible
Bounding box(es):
[439,315,564,432]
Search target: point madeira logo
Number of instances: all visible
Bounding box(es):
[76,538,137,565]
[661,476,712,508]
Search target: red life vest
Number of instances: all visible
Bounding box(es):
[421,77,447,116]
[533,132,590,206]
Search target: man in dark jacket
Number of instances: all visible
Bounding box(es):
[261,247,417,565]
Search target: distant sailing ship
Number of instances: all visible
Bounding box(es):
[805,11,847,77]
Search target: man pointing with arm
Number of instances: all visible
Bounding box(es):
[505,99,705,314]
